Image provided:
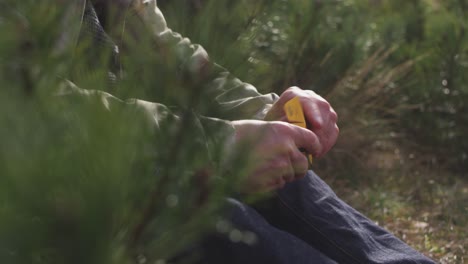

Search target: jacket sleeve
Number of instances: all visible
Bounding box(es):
[56,80,236,162]
[133,0,279,121]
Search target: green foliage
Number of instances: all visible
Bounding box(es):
[163,0,468,173]
[0,1,242,263]
[1,0,466,263]
[362,0,468,172]
[161,2,467,260]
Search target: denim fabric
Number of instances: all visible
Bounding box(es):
[199,171,436,264]
[199,197,337,264]
[272,171,436,264]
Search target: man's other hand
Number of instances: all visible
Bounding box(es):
[265,86,339,158]
[230,120,321,193]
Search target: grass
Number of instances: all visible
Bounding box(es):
[314,51,467,263]
[306,47,468,264]
[320,149,467,263]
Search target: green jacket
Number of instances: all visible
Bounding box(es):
[61,0,278,147]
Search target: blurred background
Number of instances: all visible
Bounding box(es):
[1,0,466,263]
[160,0,467,262]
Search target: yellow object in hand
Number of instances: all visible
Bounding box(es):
[284,97,313,165]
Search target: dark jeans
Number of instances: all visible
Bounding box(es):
[199,171,435,264]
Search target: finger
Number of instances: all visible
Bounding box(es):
[290,147,309,178]
[245,158,289,193]
[251,145,307,190]
[320,122,339,156]
[287,124,322,157]
[253,171,285,192]
[242,169,274,193]
[301,97,331,130]
[322,106,338,134]
[259,147,307,183]
[302,100,338,156]
[268,155,295,182]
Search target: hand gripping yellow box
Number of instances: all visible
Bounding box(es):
[284,96,313,165]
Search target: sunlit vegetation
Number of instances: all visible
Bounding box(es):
[1,0,466,263]
[161,0,467,262]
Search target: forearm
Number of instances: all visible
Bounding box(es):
[133,0,279,120]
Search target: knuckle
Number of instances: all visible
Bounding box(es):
[293,155,308,177]
[286,86,300,91]
[282,92,294,100]
[283,86,302,98]
[330,109,338,122]
[269,157,289,171]
[312,137,323,157]
[297,153,309,169]
[272,121,292,134]
[318,99,331,109]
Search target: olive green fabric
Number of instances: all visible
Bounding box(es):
[134,0,279,120]
[57,79,235,162]
[60,0,278,154]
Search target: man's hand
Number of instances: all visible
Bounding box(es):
[265,86,339,158]
[230,120,321,193]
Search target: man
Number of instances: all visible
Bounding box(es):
[60,0,435,263]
